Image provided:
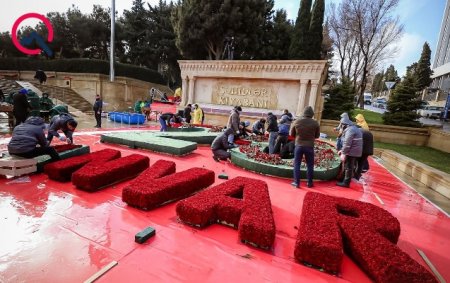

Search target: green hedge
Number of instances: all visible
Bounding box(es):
[0,58,165,84]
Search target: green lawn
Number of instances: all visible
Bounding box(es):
[354,109,383,125]
[374,142,450,174]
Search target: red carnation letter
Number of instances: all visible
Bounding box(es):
[122,160,215,210]
[72,154,149,191]
[176,176,276,249]
[295,192,437,282]
[44,149,121,182]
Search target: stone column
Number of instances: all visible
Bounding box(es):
[188,76,196,105]
[296,80,309,116]
[308,80,319,109]
[181,77,188,106]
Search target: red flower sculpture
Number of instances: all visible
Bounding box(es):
[52,144,82,153]
[122,160,215,210]
[72,154,149,191]
[176,176,276,249]
[44,149,121,182]
[295,192,437,282]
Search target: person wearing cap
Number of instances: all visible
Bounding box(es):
[290,106,320,188]
[227,106,242,144]
[13,88,32,126]
[252,118,266,135]
[211,127,236,162]
[93,94,103,128]
[266,112,278,154]
[47,113,78,144]
[336,114,363,188]
[8,116,60,162]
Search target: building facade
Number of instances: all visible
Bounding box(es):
[431,0,450,92]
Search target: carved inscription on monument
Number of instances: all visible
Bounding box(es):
[212,82,278,109]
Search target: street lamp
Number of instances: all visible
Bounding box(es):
[110,0,115,82]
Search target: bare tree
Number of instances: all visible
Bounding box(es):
[329,0,403,108]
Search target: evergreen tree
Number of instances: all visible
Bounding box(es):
[371,71,385,93]
[172,0,274,60]
[289,0,312,59]
[415,42,433,90]
[322,78,355,120]
[269,9,293,59]
[383,67,421,127]
[309,0,324,60]
[384,64,400,83]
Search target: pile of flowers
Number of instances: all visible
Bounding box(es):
[72,154,149,191]
[122,160,215,210]
[239,144,285,165]
[52,144,82,153]
[44,149,121,182]
[208,126,224,132]
[239,140,338,168]
[295,192,436,282]
[176,176,275,249]
[248,135,268,142]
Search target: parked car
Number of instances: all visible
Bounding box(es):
[419,106,443,119]
[364,93,372,105]
[372,98,387,108]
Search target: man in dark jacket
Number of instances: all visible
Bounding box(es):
[211,127,235,161]
[47,113,78,144]
[354,128,374,180]
[13,88,32,126]
[159,112,178,131]
[93,94,103,128]
[183,104,192,124]
[336,115,363,188]
[273,110,293,154]
[226,106,242,144]
[8,116,60,162]
[266,112,279,154]
[290,106,320,188]
[252,118,265,135]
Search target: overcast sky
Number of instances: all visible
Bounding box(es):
[0,0,446,76]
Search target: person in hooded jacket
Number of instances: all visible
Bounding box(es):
[193,104,203,124]
[8,116,60,162]
[290,106,320,188]
[334,112,350,151]
[353,128,374,180]
[336,115,363,188]
[211,127,236,161]
[252,118,266,135]
[274,109,293,154]
[355,113,369,130]
[226,106,242,144]
[47,113,78,144]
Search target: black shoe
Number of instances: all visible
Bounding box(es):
[336,181,350,188]
[213,156,220,162]
[307,182,314,188]
[291,182,299,188]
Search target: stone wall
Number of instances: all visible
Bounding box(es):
[178,60,328,121]
[427,129,450,153]
[2,70,172,112]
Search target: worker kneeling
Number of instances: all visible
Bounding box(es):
[211,127,239,162]
[8,116,60,162]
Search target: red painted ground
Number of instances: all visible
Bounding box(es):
[0,132,449,283]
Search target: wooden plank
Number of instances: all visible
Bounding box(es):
[83,261,118,283]
[417,249,446,283]
[373,193,384,205]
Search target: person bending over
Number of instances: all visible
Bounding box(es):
[47,113,78,144]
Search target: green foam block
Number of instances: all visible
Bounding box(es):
[135,226,156,244]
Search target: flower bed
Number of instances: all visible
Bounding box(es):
[176,176,275,249]
[72,154,149,191]
[44,149,121,182]
[231,140,340,180]
[295,192,437,282]
[122,160,215,210]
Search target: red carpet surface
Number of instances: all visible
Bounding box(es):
[0,132,448,282]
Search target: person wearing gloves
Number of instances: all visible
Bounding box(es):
[290,106,320,188]
[47,113,78,144]
[8,116,60,162]
[336,115,363,188]
[355,113,369,130]
[226,106,242,144]
[211,127,236,162]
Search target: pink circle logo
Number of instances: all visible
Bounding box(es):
[11,13,54,56]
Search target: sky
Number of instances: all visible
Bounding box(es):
[0,0,446,76]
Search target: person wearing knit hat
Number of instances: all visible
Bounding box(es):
[290,106,320,188]
[12,88,32,126]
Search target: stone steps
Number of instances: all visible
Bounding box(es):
[32,84,93,112]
